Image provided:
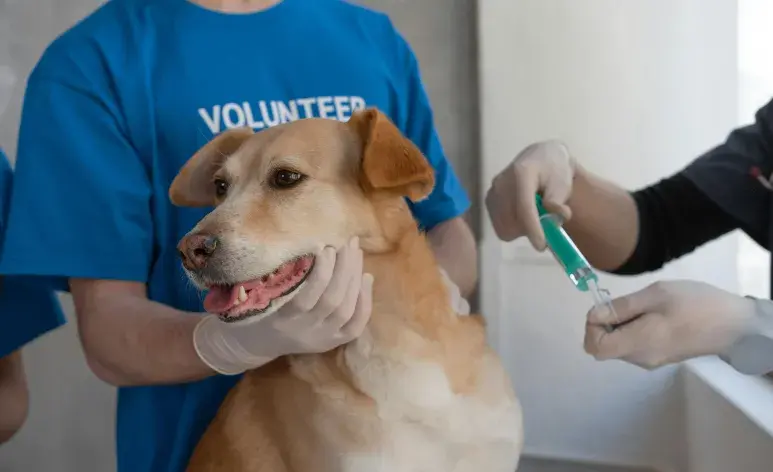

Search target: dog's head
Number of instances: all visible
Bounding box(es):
[170,108,435,323]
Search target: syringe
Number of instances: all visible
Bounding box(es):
[535,195,619,330]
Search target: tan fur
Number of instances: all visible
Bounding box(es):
[170,108,523,472]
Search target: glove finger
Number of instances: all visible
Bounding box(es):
[439,268,459,297]
[286,246,336,313]
[457,297,471,316]
[439,268,470,315]
[313,238,361,317]
[323,247,364,329]
[540,156,573,219]
[540,192,573,223]
[339,273,374,341]
[585,312,658,361]
[587,285,661,326]
[511,164,546,251]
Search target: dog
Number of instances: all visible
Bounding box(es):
[169,108,523,471]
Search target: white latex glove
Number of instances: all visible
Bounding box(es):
[439,268,470,316]
[584,280,758,370]
[485,140,576,250]
[194,238,374,375]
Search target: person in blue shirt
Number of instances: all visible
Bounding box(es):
[0,148,65,444]
[0,0,476,469]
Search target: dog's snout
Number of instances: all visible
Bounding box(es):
[178,233,219,270]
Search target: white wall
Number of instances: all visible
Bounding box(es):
[478,1,738,471]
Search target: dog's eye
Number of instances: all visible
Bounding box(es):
[214,179,229,197]
[271,169,304,189]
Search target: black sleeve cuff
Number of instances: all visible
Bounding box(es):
[613,172,741,275]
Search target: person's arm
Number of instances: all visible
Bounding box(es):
[565,98,773,273]
[384,20,478,295]
[427,217,477,298]
[559,166,639,271]
[612,173,741,274]
[0,351,27,444]
[566,169,741,273]
[69,280,212,386]
[0,58,217,387]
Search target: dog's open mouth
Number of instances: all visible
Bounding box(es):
[203,255,315,322]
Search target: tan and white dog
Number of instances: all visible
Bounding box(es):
[169,108,523,472]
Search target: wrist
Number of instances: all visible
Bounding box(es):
[193,315,278,376]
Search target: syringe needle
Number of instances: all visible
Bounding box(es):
[587,278,618,332]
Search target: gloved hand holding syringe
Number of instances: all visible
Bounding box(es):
[534,194,619,331]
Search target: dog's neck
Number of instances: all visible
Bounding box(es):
[286,202,484,397]
[335,206,486,398]
[362,232,450,329]
[358,200,457,339]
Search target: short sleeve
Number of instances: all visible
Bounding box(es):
[682,98,773,243]
[391,32,471,231]
[0,276,65,358]
[0,150,65,357]
[0,68,154,289]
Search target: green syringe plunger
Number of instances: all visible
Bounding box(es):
[535,194,597,292]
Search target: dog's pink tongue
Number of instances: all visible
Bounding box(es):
[203,286,239,313]
[201,256,315,316]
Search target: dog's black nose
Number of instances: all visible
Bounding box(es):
[178,233,219,270]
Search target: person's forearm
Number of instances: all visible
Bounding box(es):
[566,164,740,275]
[82,299,211,386]
[427,217,478,297]
[563,164,640,272]
[0,351,28,444]
[71,280,215,386]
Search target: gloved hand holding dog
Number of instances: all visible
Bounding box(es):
[194,238,373,375]
[193,237,471,375]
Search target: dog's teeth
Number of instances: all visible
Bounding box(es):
[238,285,248,302]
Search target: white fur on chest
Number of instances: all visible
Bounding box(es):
[335,329,523,472]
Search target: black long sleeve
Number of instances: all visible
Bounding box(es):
[613,171,746,275]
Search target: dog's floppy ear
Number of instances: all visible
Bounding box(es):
[169,127,254,207]
[348,108,435,202]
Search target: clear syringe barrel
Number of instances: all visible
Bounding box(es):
[535,195,596,292]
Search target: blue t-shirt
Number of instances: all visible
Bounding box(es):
[0,149,65,358]
[0,0,470,470]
